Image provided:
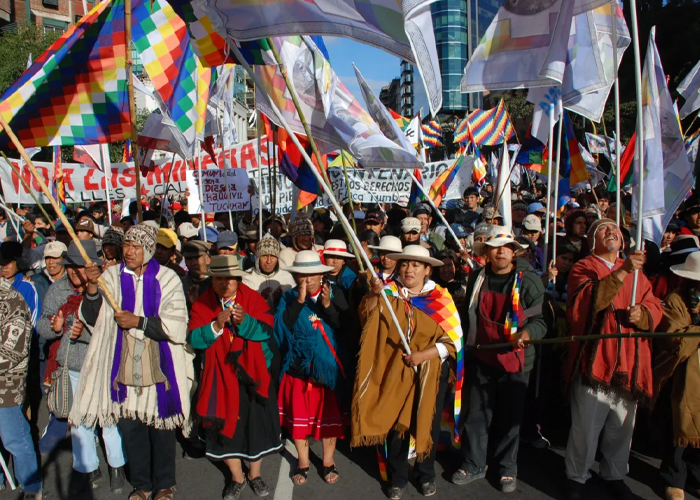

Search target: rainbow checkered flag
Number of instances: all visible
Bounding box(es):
[122,138,133,162]
[0,0,130,148]
[421,120,443,148]
[466,99,515,146]
[504,271,523,341]
[52,146,66,211]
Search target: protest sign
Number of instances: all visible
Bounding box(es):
[187,168,251,213]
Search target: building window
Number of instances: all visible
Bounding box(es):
[42,17,67,33]
[42,0,59,8]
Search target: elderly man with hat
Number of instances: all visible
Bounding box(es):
[655,252,700,500]
[279,218,322,268]
[452,226,547,494]
[71,224,194,500]
[413,204,445,252]
[354,245,462,499]
[155,229,185,278]
[182,240,213,310]
[521,215,544,271]
[369,235,403,283]
[322,239,358,300]
[38,241,127,495]
[401,217,440,257]
[189,255,282,499]
[274,251,349,487]
[563,218,663,500]
[244,234,295,312]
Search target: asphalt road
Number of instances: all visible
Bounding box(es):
[0,409,689,500]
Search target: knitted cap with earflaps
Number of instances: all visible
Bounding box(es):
[102,226,125,247]
[288,218,314,240]
[124,224,159,263]
[257,234,281,258]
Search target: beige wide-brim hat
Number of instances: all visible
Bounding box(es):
[322,239,355,259]
[671,252,700,281]
[206,255,248,278]
[386,244,443,267]
[473,228,525,257]
[369,235,403,253]
[282,250,334,274]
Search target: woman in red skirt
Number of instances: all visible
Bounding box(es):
[273,251,350,485]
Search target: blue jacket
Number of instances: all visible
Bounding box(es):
[11,273,41,328]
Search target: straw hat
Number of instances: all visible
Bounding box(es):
[323,239,355,259]
[282,250,334,274]
[206,255,248,278]
[386,244,443,267]
[671,252,700,281]
[473,227,525,257]
[369,235,403,253]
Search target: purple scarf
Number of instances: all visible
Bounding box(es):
[110,260,183,420]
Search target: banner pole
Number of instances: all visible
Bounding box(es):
[196,143,207,243]
[257,110,264,236]
[611,3,622,227]
[551,107,564,286]
[0,116,121,312]
[628,0,646,307]
[542,103,555,272]
[232,41,416,369]
[341,152,359,236]
[100,145,113,225]
[1,152,56,230]
[124,0,143,223]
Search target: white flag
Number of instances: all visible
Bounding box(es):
[497,144,512,229]
[678,59,700,120]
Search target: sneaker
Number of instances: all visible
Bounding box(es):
[222,480,246,500]
[248,477,269,497]
[566,479,585,500]
[500,477,517,493]
[452,468,487,485]
[605,479,633,500]
[23,492,42,500]
[110,466,126,494]
[665,487,685,500]
[421,481,437,496]
[386,486,403,500]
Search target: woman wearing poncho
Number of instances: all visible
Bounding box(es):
[69,224,194,500]
[353,245,462,500]
[274,250,349,486]
[189,255,282,500]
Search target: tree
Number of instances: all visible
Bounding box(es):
[0,25,60,97]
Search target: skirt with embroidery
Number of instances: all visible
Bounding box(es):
[278,373,346,440]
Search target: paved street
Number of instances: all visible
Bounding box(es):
[0,406,689,500]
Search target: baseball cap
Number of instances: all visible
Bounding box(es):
[522,214,542,232]
[43,241,68,259]
[512,200,529,212]
[364,210,387,224]
[528,202,546,214]
[450,224,469,239]
[177,222,198,239]
[401,217,421,234]
[157,228,178,249]
[412,204,431,217]
[216,231,239,250]
[172,202,183,211]
[182,240,212,258]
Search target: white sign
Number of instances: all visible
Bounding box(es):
[187,168,251,213]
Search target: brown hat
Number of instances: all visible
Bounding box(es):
[76,218,96,237]
[182,240,212,258]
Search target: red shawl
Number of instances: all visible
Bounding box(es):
[189,284,273,438]
[564,255,663,402]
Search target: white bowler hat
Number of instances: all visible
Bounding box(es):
[386,244,443,267]
[473,226,525,257]
[323,239,355,259]
[282,250,334,274]
[671,252,700,281]
[369,235,403,254]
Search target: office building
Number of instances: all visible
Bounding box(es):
[379,77,401,113]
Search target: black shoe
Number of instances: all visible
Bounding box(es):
[109,466,126,494]
[223,479,246,500]
[566,479,585,500]
[182,448,206,460]
[386,486,403,500]
[500,477,517,493]
[605,479,633,500]
[421,481,437,496]
[88,468,103,486]
[248,477,269,497]
[452,468,487,485]
[69,469,101,495]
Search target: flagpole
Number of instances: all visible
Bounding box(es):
[99,145,113,225]
[196,143,207,243]
[1,152,56,230]
[341,152,359,237]
[220,147,235,231]
[0,116,121,312]
[629,0,646,307]
[256,110,263,236]
[232,42,416,370]
[543,104,555,271]
[551,107,564,286]
[124,0,143,223]
[611,3,622,226]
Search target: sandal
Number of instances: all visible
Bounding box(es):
[323,464,339,484]
[292,466,309,485]
[129,490,152,500]
[153,487,176,500]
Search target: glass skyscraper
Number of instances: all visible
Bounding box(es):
[431,0,500,113]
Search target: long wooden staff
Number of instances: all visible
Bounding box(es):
[1,151,56,230]
[466,331,700,351]
[0,116,121,312]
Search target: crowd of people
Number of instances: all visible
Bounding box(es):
[0,181,699,500]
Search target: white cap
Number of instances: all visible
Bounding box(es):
[177,222,198,239]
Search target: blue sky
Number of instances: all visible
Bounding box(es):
[324,37,401,101]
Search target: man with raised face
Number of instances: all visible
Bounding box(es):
[563,219,663,500]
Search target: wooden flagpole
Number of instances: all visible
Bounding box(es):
[124,0,143,223]
[542,103,555,272]
[1,151,56,230]
[232,41,416,370]
[0,116,121,312]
